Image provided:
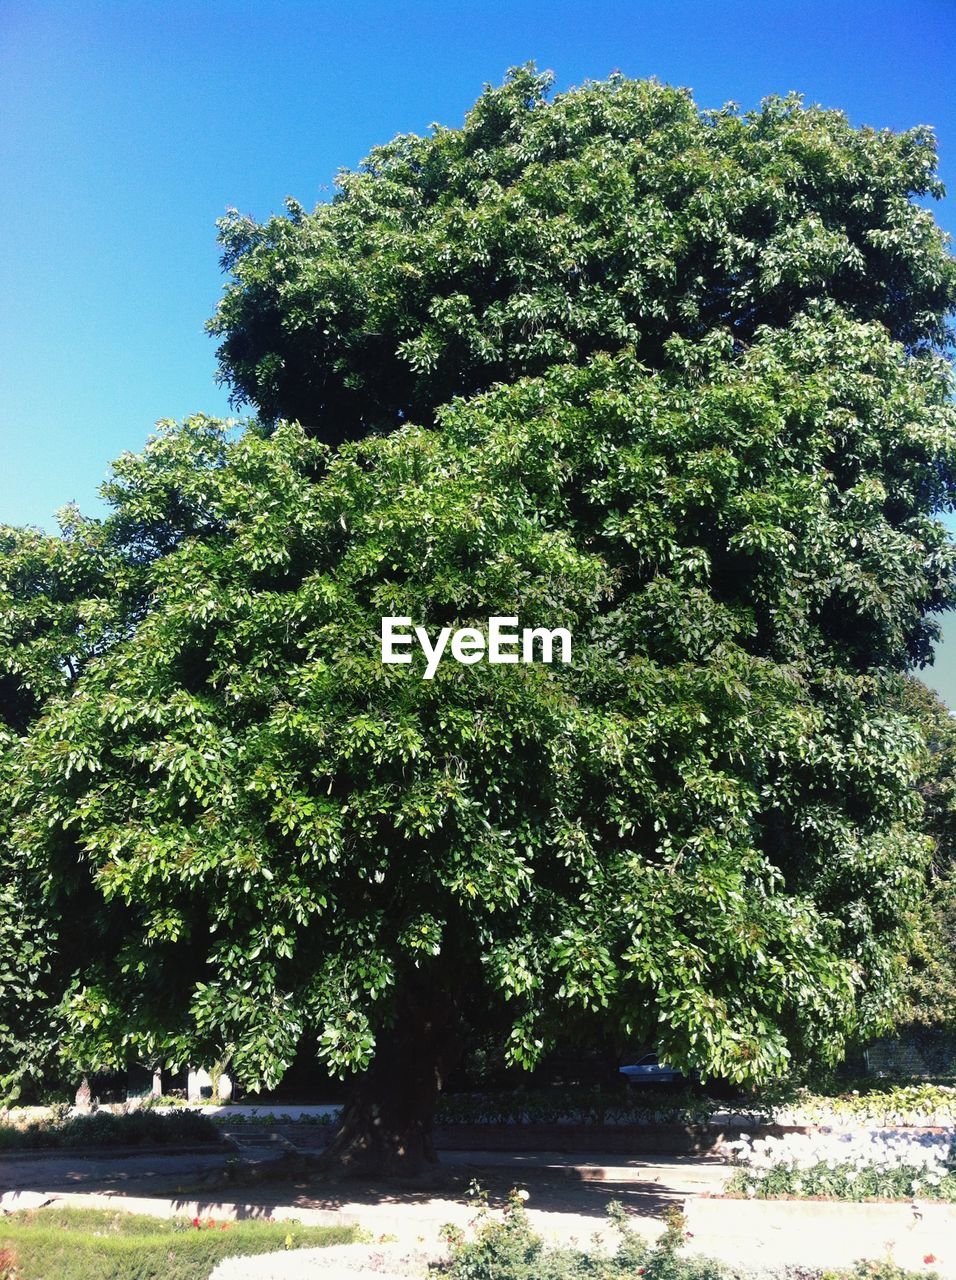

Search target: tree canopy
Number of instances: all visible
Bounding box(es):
[2,70,955,1170]
[210,67,955,443]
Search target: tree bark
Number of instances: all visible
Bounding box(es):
[320,979,461,1178]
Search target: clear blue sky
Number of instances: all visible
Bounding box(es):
[2,0,955,696]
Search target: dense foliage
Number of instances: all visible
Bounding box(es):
[0,426,235,1099]
[0,517,122,1099]
[210,67,955,443]
[892,678,956,1034]
[5,307,955,1099]
[1,73,955,1162]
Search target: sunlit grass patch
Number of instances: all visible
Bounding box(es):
[0,1206,357,1280]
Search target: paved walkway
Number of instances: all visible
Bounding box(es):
[0,1143,728,1219]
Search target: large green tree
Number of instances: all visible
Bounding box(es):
[8,312,956,1168]
[2,72,955,1172]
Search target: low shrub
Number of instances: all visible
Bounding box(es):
[435,1079,956,1129]
[435,1085,737,1127]
[204,1109,336,1127]
[0,1109,220,1150]
[775,1082,956,1128]
[438,1193,724,1280]
[0,1206,357,1280]
[436,1193,942,1280]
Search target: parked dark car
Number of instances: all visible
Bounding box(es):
[619,1052,690,1084]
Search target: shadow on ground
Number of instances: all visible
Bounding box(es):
[0,1140,728,1224]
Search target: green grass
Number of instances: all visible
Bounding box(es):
[0,1206,358,1280]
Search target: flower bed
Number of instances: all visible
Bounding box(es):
[726,1129,956,1201]
[771,1082,956,1129]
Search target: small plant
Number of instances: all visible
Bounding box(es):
[466,1177,490,1208]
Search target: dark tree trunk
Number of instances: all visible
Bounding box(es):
[320,979,461,1178]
